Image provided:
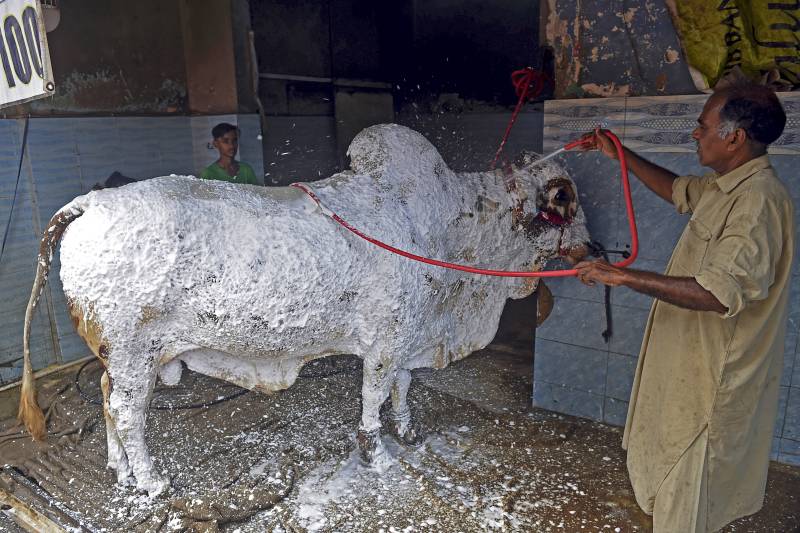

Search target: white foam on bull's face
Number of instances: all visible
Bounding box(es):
[54,124,589,492]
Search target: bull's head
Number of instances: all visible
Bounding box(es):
[536,176,578,225]
[504,152,590,265]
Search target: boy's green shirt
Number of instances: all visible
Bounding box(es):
[200,161,259,185]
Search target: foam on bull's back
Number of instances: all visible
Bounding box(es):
[59,128,586,383]
[56,129,587,376]
[58,176,364,355]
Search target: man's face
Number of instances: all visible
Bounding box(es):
[213,130,239,158]
[692,94,731,170]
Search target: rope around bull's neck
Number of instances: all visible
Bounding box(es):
[291,129,637,278]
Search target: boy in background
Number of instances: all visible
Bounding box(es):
[200,123,259,185]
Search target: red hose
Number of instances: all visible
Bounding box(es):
[291,130,638,278]
[489,68,549,170]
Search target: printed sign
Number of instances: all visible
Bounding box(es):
[666,0,800,91]
[0,0,54,108]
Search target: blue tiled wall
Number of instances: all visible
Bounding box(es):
[0,114,265,385]
[535,94,800,466]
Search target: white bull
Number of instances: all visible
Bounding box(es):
[18,124,589,496]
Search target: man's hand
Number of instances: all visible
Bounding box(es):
[574,259,628,287]
[574,260,728,313]
[578,129,620,160]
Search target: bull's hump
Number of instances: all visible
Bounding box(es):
[347,124,451,179]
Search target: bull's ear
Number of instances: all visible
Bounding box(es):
[536,281,554,326]
[563,243,590,265]
[535,189,547,211]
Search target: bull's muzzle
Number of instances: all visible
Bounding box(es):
[539,178,578,225]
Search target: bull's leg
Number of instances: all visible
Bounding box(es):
[158,358,183,386]
[390,369,422,445]
[357,358,394,463]
[107,359,169,497]
[100,371,132,485]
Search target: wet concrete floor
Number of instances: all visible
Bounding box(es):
[0,301,798,532]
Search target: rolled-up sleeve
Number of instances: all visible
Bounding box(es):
[694,196,783,318]
[672,174,714,214]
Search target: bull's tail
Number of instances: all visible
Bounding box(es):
[19,204,85,440]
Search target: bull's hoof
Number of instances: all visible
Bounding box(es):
[109,461,134,486]
[115,472,135,487]
[356,428,380,463]
[392,420,423,446]
[137,474,170,498]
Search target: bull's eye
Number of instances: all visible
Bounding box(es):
[555,189,569,203]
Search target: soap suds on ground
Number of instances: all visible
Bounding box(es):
[1,303,798,532]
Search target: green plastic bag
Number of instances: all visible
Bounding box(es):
[666,0,799,90]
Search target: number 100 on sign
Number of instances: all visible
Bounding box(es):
[0,1,54,108]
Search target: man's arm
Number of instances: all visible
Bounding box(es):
[574,259,727,313]
[586,129,679,204]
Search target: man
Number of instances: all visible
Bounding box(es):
[575,82,794,532]
[200,122,260,185]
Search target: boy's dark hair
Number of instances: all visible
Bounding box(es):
[211,122,239,140]
[715,82,786,148]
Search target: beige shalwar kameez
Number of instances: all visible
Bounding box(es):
[623,155,795,533]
